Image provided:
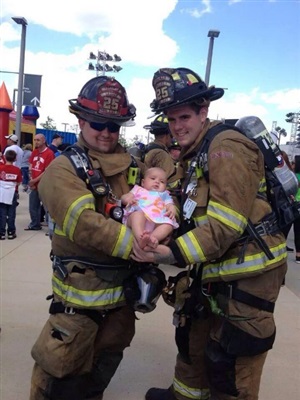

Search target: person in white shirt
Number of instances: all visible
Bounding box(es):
[4,134,24,168]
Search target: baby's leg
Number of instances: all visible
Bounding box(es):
[127,212,158,249]
[127,211,147,242]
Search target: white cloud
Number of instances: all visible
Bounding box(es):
[180,0,212,18]
[0,0,298,144]
[0,0,179,134]
[209,87,300,140]
[261,89,300,111]
[2,0,178,37]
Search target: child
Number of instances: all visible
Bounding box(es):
[0,150,22,240]
[20,143,32,192]
[121,167,178,249]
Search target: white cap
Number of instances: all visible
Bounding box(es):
[5,134,18,143]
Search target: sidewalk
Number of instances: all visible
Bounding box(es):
[0,193,299,399]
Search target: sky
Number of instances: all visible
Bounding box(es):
[0,0,299,144]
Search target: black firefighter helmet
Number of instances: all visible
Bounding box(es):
[150,67,224,113]
[143,114,169,136]
[69,76,136,126]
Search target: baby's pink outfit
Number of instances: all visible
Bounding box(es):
[123,185,179,228]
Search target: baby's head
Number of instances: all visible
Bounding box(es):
[142,167,168,192]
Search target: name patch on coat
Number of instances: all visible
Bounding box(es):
[210,151,233,159]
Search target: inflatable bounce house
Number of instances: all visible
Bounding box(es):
[0,82,38,152]
[0,82,77,152]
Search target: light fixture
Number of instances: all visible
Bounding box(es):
[12,16,28,143]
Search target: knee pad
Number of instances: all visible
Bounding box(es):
[220,320,276,357]
[86,351,123,397]
[205,339,239,397]
[46,374,91,400]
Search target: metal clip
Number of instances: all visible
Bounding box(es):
[186,182,197,195]
[52,256,68,279]
[226,284,233,299]
[64,307,76,315]
[108,187,118,203]
[172,312,180,328]
[191,186,197,197]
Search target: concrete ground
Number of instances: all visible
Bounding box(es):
[0,192,299,400]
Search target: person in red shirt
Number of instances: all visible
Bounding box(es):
[0,150,5,165]
[25,134,55,231]
[0,150,22,239]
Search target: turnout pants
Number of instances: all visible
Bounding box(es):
[30,305,135,400]
[170,316,268,400]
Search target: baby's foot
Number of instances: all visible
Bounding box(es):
[145,235,159,249]
[139,232,152,249]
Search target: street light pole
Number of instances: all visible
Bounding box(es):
[204,29,220,86]
[61,122,69,132]
[12,16,28,143]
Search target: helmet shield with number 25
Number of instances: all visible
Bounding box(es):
[150,67,224,113]
[69,76,136,126]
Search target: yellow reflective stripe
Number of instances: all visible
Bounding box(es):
[202,243,287,280]
[111,224,133,259]
[207,200,247,234]
[63,195,95,241]
[194,215,208,226]
[52,275,125,307]
[167,179,181,189]
[53,225,66,236]
[173,377,210,399]
[258,177,266,194]
[177,231,206,264]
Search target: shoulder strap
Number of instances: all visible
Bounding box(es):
[62,145,109,197]
[198,123,244,182]
[62,144,92,181]
[200,123,243,156]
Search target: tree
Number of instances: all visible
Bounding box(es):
[118,132,142,149]
[274,126,287,145]
[40,116,57,130]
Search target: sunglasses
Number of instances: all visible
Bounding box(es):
[89,121,120,133]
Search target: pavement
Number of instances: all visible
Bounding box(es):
[0,192,300,400]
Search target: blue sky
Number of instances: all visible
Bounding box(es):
[1,0,299,143]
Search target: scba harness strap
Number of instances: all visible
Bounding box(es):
[212,282,275,314]
[49,300,107,326]
[62,144,141,197]
[181,123,285,262]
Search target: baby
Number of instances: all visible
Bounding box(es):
[122,167,178,249]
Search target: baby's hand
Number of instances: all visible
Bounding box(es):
[165,204,176,219]
[127,199,137,207]
[121,192,135,206]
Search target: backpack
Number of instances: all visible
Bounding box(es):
[188,123,300,231]
[127,142,168,162]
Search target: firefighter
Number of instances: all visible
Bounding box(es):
[29,76,147,400]
[168,139,181,162]
[143,114,176,180]
[132,67,287,400]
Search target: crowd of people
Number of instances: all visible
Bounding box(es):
[1,68,299,400]
[0,131,73,239]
